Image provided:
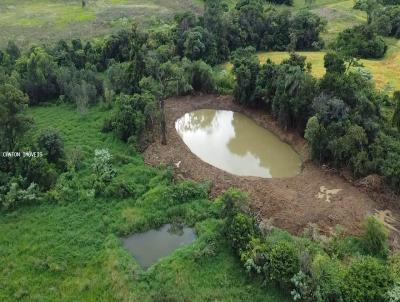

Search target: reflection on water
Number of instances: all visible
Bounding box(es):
[122,224,196,269]
[175,109,301,178]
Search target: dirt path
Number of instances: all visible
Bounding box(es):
[144,95,400,237]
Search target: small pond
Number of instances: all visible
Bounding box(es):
[175,109,301,178]
[121,224,196,269]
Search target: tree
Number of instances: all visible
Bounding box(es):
[37,128,65,164]
[0,84,30,153]
[232,47,260,105]
[109,93,156,143]
[324,52,346,74]
[334,25,387,59]
[5,41,21,63]
[203,0,230,62]
[183,26,217,64]
[17,47,59,104]
[288,10,326,50]
[184,60,215,93]
[353,0,380,24]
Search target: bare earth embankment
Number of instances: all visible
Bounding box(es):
[145,95,400,242]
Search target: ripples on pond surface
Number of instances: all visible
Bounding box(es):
[175,109,301,178]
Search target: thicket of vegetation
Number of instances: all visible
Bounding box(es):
[221,189,400,302]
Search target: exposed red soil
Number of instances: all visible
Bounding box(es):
[144,94,400,238]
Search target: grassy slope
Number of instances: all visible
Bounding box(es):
[222,0,400,91]
[0,0,202,48]
[0,104,290,302]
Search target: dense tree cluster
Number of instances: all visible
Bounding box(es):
[333,24,387,59]
[232,48,400,190]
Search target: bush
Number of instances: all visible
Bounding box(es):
[265,240,300,286]
[390,253,400,282]
[311,254,345,302]
[386,283,400,302]
[360,216,389,259]
[0,181,39,210]
[109,93,156,142]
[185,60,215,93]
[37,128,65,164]
[334,25,387,59]
[47,171,82,203]
[227,212,256,253]
[342,256,393,302]
[171,180,209,204]
[92,149,116,185]
[18,156,58,191]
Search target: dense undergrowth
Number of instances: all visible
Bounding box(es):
[0,104,290,301]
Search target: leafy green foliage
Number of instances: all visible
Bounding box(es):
[0,181,39,210]
[232,47,260,105]
[37,128,65,164]
[334,25,387,59]
[266,240,300,285]
[106,93,156,143]
[0,84,29,153]
[342,256,393,302]
[17,47,59,104]
[360,216,389,259]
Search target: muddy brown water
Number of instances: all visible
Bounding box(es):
[175,109,302,178]
[122,224,196,269]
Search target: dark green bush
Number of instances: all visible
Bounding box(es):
[227,212,257,253]
[342,256,393,302]
[334,25,387,59]
[171,180,209,204]
[360,216,389,259]
[37,128,65,164]
[265,240,300,286]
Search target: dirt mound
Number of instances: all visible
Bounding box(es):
[144,95,400,237]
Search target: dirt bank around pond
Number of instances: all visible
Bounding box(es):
[144,94,400,239]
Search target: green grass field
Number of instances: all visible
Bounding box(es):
[223,44,400,91]
[0,104,290,302]
[0,0,202,48]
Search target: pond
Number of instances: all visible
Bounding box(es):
[175,109,301,178]
[121,224,196,269]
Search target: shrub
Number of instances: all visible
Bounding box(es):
[185,60,215,93]
[311,254,345,302]
[291,270,315,302]
[360,216,389,259]
[227,212,256,253]
[109,93,156,142]
[390,253,400,282]
[219,188,249,221]
[0,181,39,210]
[171,180,209,204]
[342,256,393,302]
[66,146,85,171]
[241,237,269,274]
[92,149,116,184]
[18,156,58,191]
[37,128,65,164]
[47,171,82,203]
[265,240,300,286]
[386,283,400,302]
